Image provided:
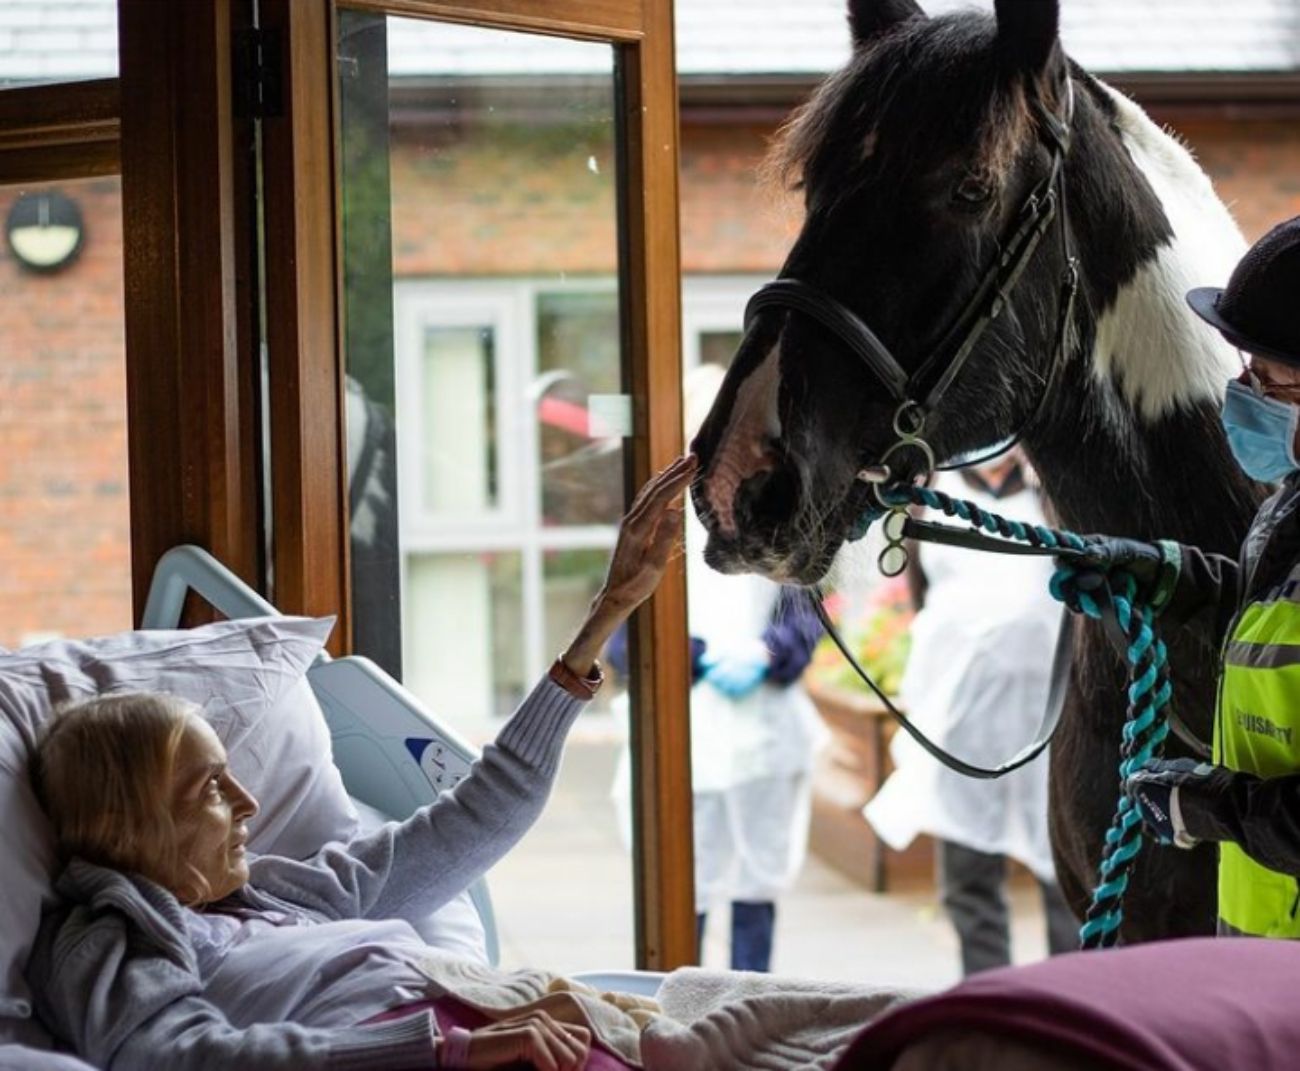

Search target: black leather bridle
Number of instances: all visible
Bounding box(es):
[742,78,1090,779]
[743,77,1080,490]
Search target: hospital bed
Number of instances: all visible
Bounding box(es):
[141,544,660,996]
[12,548,1281,1070]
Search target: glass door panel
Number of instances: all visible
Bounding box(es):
[0,176,130,646]
[338,12,634,970]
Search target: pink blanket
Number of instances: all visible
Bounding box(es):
[836,938,1300,1071]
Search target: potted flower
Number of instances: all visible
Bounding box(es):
[806,575,914,703]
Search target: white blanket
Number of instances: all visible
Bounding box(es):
[414,952,922,1070]
[643,969,921,1070]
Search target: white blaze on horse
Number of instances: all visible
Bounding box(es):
[691,0,1264,941]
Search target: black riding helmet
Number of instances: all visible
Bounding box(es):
[1187,215,1300,366]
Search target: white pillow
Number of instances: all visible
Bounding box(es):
[217,673,360,860]
[0,616,334,1033]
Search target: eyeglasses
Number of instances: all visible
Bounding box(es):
[1240,367,1300,406]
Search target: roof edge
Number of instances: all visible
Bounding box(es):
[676,70,1300,121]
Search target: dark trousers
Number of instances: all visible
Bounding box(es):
[937,840,1078,976]
[696,901,776,972]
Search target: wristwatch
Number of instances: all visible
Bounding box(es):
[549,655,604,700]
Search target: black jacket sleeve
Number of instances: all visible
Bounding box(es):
[1159,543,1241,649]
[1183,772,1300,877]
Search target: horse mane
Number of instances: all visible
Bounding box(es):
[763,13,1037,197]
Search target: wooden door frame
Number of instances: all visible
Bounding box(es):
[0,4,262,627]
[0,79,119,183]
[259,0,694,969]
[117,0,262,616]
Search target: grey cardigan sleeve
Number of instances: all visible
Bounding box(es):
[248,674,584,924]
[112,1000,440,1071]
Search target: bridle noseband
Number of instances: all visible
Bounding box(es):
[742,77,1079,575]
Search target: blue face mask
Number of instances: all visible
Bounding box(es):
[1221,378,1300,484]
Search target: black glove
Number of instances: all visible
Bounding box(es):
[1079,537,1168,580]
[1124,758,1235,847]
[1055,537,1182,613]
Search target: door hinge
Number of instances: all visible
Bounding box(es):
[234,27,284,119]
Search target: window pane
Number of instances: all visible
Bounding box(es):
[338,14,635,971]
[0,0,118,88]
[0,178,130,645]
[536,291,623,527]
[420,325,498,514]
[403,551,525,722]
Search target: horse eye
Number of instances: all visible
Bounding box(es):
[953,174,993,207]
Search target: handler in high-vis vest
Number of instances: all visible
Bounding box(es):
[1072,215,1300,938]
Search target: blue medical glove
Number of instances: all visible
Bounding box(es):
[700,649,769,700]
[1125,758,1232,848]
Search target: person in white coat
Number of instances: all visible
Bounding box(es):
[611,364,825,972]
[863,455,1076,975]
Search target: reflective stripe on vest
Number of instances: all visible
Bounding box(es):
[1216,589,1300,938]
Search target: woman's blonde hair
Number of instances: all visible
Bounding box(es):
[31,692,195,891]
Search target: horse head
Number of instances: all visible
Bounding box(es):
[691,0,1243,582]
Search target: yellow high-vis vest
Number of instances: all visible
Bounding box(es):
[1216,586,1300,937]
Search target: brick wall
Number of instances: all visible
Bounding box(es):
[391,115,1300,277]
[1172,119,1300,240]
[0,177,131,648]
[1,113,1297,649]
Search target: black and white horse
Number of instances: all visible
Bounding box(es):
[691,0,1265,941]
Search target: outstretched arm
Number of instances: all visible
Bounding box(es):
[254,455,699,924]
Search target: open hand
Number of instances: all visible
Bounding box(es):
[560,454,698,674]
[599,453,698,615]
[462,1010,591,1070]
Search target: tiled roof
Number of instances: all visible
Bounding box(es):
[676,0,1300,75]
[1,0,1298,86]
[0,0,116,84]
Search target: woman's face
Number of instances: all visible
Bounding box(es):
[168,716,259,904]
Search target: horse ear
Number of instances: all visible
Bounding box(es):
[994,0,1060,75]
[847,0,924,49]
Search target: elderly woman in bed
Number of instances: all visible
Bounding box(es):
[26,456,696,1071]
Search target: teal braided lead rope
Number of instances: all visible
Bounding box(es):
[875,485,1172,949]
[878,484,1088,556]
[1065,575,1172,947]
